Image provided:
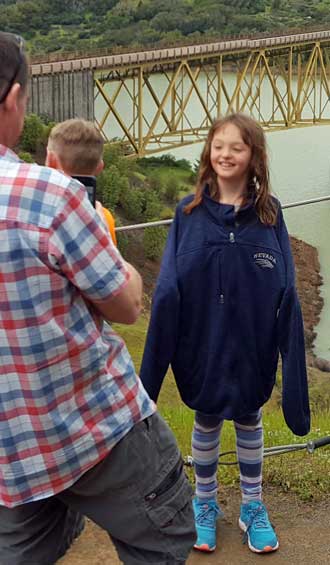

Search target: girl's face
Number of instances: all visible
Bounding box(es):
[210,123,252,187]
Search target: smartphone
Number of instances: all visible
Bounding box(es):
[72,175,97,207]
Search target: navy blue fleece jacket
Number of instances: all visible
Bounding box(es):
[140,189,310,436]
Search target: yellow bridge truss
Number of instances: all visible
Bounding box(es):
[93,31,330,156]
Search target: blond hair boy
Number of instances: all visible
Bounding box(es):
[46,118,117,245]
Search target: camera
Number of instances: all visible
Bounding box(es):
[72,175,97,207]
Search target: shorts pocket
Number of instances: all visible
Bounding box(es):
[145,459,194,532]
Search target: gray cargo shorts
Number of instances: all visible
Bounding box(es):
[0,412,196,564]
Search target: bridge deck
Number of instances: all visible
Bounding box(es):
[31,30,330,76]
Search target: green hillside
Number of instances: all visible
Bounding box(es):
[0,0,328,56]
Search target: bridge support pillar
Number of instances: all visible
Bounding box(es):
[28,70,94,122]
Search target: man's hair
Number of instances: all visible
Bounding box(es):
[48,119,105,175]
[0,32,28,103]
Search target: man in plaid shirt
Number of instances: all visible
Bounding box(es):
[0,32,195,565]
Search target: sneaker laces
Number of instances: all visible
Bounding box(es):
[195,502,221,527]
[243,504,272,544]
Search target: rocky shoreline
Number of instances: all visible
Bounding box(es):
[291,236,328,370]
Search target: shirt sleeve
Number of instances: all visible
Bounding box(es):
[276,206,310,436]
[47,179,128,302]
[140,208,181,402]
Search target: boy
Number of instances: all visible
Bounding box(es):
[46,118,117,245]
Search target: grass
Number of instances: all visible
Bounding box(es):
[114,315,330,502]
[151,165,192,185]
[147,165,194,195]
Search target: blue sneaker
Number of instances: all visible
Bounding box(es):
[193,497,221,552]
[239,500,279,553]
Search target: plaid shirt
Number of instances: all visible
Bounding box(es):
[0,146,155,508]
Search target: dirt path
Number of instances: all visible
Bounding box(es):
[58,486,330,564]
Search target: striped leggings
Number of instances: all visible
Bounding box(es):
[192,410,263,503]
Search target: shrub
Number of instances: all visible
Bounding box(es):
[165,176,180,203]
[102,142,133,168]
[131,171,146,187]
[97,165,128,210]
[176,158,192,171]
[102,143,123,168]
[42,121,57,145]
[143,226,168,260]
[148,173,165,195]
[144,190,162,221]
[120,186,163,222]
[160,206,174,220]
[18,151,35,163]
[117,231,129,255]
[137,154,192,171]
[114,217,129,256]
[20,114,45,153]
[121,188,145,220]
[38,113,54,126]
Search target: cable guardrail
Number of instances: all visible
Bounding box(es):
[115,195,330,232]
[184,436,330,467]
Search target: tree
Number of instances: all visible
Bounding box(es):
[2,0,325,56]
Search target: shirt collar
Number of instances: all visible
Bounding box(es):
[202,183,256,226]
[0,144,21,163]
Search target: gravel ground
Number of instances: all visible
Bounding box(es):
[58,486,330,564]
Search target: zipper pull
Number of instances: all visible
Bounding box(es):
[229,232,235,243]
[219,294,224,304]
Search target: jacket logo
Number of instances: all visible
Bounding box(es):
[253,252,276,269]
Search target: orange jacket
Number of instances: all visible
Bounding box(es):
[102,207,117,246]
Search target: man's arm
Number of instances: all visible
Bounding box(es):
[48,183,143,326]
[92,202,142,324]
[92,261,143,325]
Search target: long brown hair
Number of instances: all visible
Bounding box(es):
[184,113,278,225]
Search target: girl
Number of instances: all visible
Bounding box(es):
[140,113,310,555]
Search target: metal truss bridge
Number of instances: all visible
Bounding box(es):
[30,29,330,156]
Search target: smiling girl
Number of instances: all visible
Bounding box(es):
[140,113,310,556]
